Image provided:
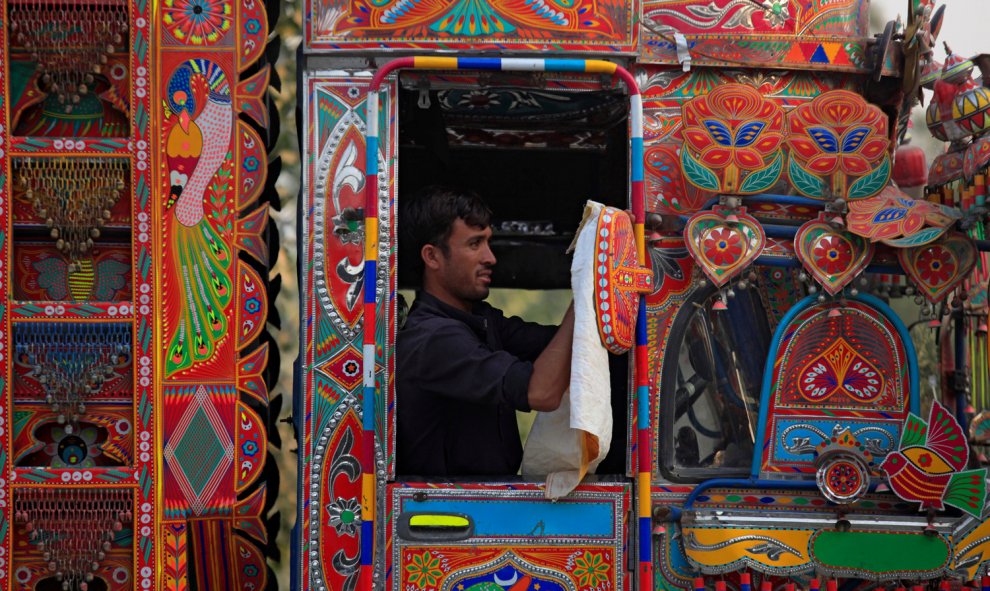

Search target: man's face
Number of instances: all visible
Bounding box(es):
[433,218,496,306]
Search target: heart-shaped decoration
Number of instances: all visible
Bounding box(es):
[898,231,978,303]
[684,206,765,287]
[794,214,875,295]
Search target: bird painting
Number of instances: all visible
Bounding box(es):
[163,58,234,377]
[880,400,987,517]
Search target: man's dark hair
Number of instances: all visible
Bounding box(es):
[400,186,492,283]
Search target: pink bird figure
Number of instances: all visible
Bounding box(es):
[880,401,987,517]
[162,58,234,377]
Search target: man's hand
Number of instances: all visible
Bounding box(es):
[527,302,575,411]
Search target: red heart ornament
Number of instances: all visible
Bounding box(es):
[684,206,765,288]
[794,214,875,296]
[898,231,978,303]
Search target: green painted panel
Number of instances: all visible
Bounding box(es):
[811,531,949,575]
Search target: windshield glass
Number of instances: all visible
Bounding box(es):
[662,286,771,480]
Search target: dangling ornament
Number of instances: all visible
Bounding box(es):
[683,206,765,288]
[893,134,929,200]
[14,488,132,590]
[15,158,126,269]
[8,0,129,108]
[13,322,131,432]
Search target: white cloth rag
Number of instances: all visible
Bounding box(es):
[522,200,612,499]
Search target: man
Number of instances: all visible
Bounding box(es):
[397,186,575,477]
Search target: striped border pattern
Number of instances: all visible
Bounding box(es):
[361,56,649,591]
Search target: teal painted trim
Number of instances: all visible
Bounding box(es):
[17,470,56,483]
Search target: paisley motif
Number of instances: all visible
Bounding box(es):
[798,338,884,403]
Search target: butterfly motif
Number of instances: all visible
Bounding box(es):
[805,125,872,154]
[703,119,768,148]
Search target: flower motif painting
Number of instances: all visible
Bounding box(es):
[326,496,361,536]
[794,214,875,295]
[573,551,610,588]
[786,90,891,200]
[916,247,956,285]
[898,232,978,303]
[405,550,444,590]
[681,84,785,194]
[703,228,743,266]
[813,235,854,275]
[684,207,766,287]
[163,0,233,45]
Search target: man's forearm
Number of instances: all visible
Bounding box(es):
[527,302,575,411]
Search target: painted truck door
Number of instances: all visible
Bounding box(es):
[300,60,645,591]
[299,71,395,591]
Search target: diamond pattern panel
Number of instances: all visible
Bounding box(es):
[163,384,236,518]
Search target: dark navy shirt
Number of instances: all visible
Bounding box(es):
[396,291,556,476]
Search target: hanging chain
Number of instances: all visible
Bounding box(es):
[17,157,126,270]
[14,488,132,591]
[13,322,131,433]
[9,0,129,114]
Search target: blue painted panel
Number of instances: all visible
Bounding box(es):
[400,498,616,538]
[770,418,899,464]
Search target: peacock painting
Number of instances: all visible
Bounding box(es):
[163,58,235,378]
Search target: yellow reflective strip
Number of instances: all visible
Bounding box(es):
[365,218,379,260]
[415,57,458,69]
[634,223,646,266]
[409,514,470,528]
[585,60,618,74]
[362,475,376,520]
[638,473,651,516]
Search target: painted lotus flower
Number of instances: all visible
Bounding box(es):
[813,235,853,275]
[682,84,784,170]
[326,496,361,536]
[916,245,956,285]
[787,90,890,176]
[703,227,743,266]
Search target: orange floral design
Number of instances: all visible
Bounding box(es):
[682,84,784,171]
[787,90,890,176]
